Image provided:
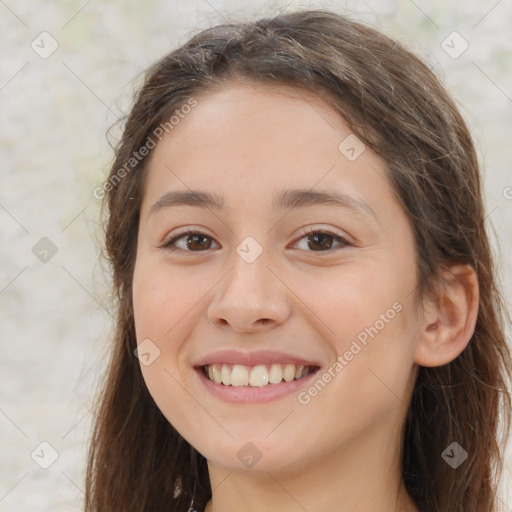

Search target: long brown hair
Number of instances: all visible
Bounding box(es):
[86,9,512,512]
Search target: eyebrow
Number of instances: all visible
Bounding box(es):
[149,188,377,220]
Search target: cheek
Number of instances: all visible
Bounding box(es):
[132,261,189,404]
[344,302,418,409]
[132,262,208,437]
[132,260,202,342]
[297,301,418,452]
[132,260,211,396]
[297,259,418,409]
[297,258,414,343]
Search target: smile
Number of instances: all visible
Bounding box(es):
[203,363,317,387]
[193,349,321,403]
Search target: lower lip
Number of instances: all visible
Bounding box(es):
[195,367,320,403]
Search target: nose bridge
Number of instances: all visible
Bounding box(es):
[225,238,273,306]
[207,236,291,331]
[232,242,267,292]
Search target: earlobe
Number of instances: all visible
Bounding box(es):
[413,264,479,368]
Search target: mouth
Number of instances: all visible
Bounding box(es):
[201,363,319,387]
[193,350,322,403]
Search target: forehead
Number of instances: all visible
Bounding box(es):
[140,82,394,217]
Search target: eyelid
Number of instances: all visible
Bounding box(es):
[160,226,219,251]
[291,225,353,247]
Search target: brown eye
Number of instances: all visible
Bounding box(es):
[162,230,218,252]
[184,233,212,250]
[306,232,335,251]
[293,229,350,252]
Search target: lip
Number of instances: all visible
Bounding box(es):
[193,349,321,368]
[193,349,321,404]
[195,366,320,403]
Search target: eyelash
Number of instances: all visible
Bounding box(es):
[160,227,352,254]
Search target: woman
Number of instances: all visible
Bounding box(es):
[85,9,511,512]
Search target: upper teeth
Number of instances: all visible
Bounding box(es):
[204,363,314,387]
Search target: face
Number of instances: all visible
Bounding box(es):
[132,82,422,474]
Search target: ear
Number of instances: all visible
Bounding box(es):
[414,264,479,367]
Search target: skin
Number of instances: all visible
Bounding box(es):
[132,81,479,512]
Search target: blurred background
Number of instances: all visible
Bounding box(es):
[1,0,511,510]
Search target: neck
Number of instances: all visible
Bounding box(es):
[203,415,418,512]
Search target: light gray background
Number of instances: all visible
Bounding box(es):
[1,0,511,510]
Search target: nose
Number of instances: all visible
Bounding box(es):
[207,251,292,333]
